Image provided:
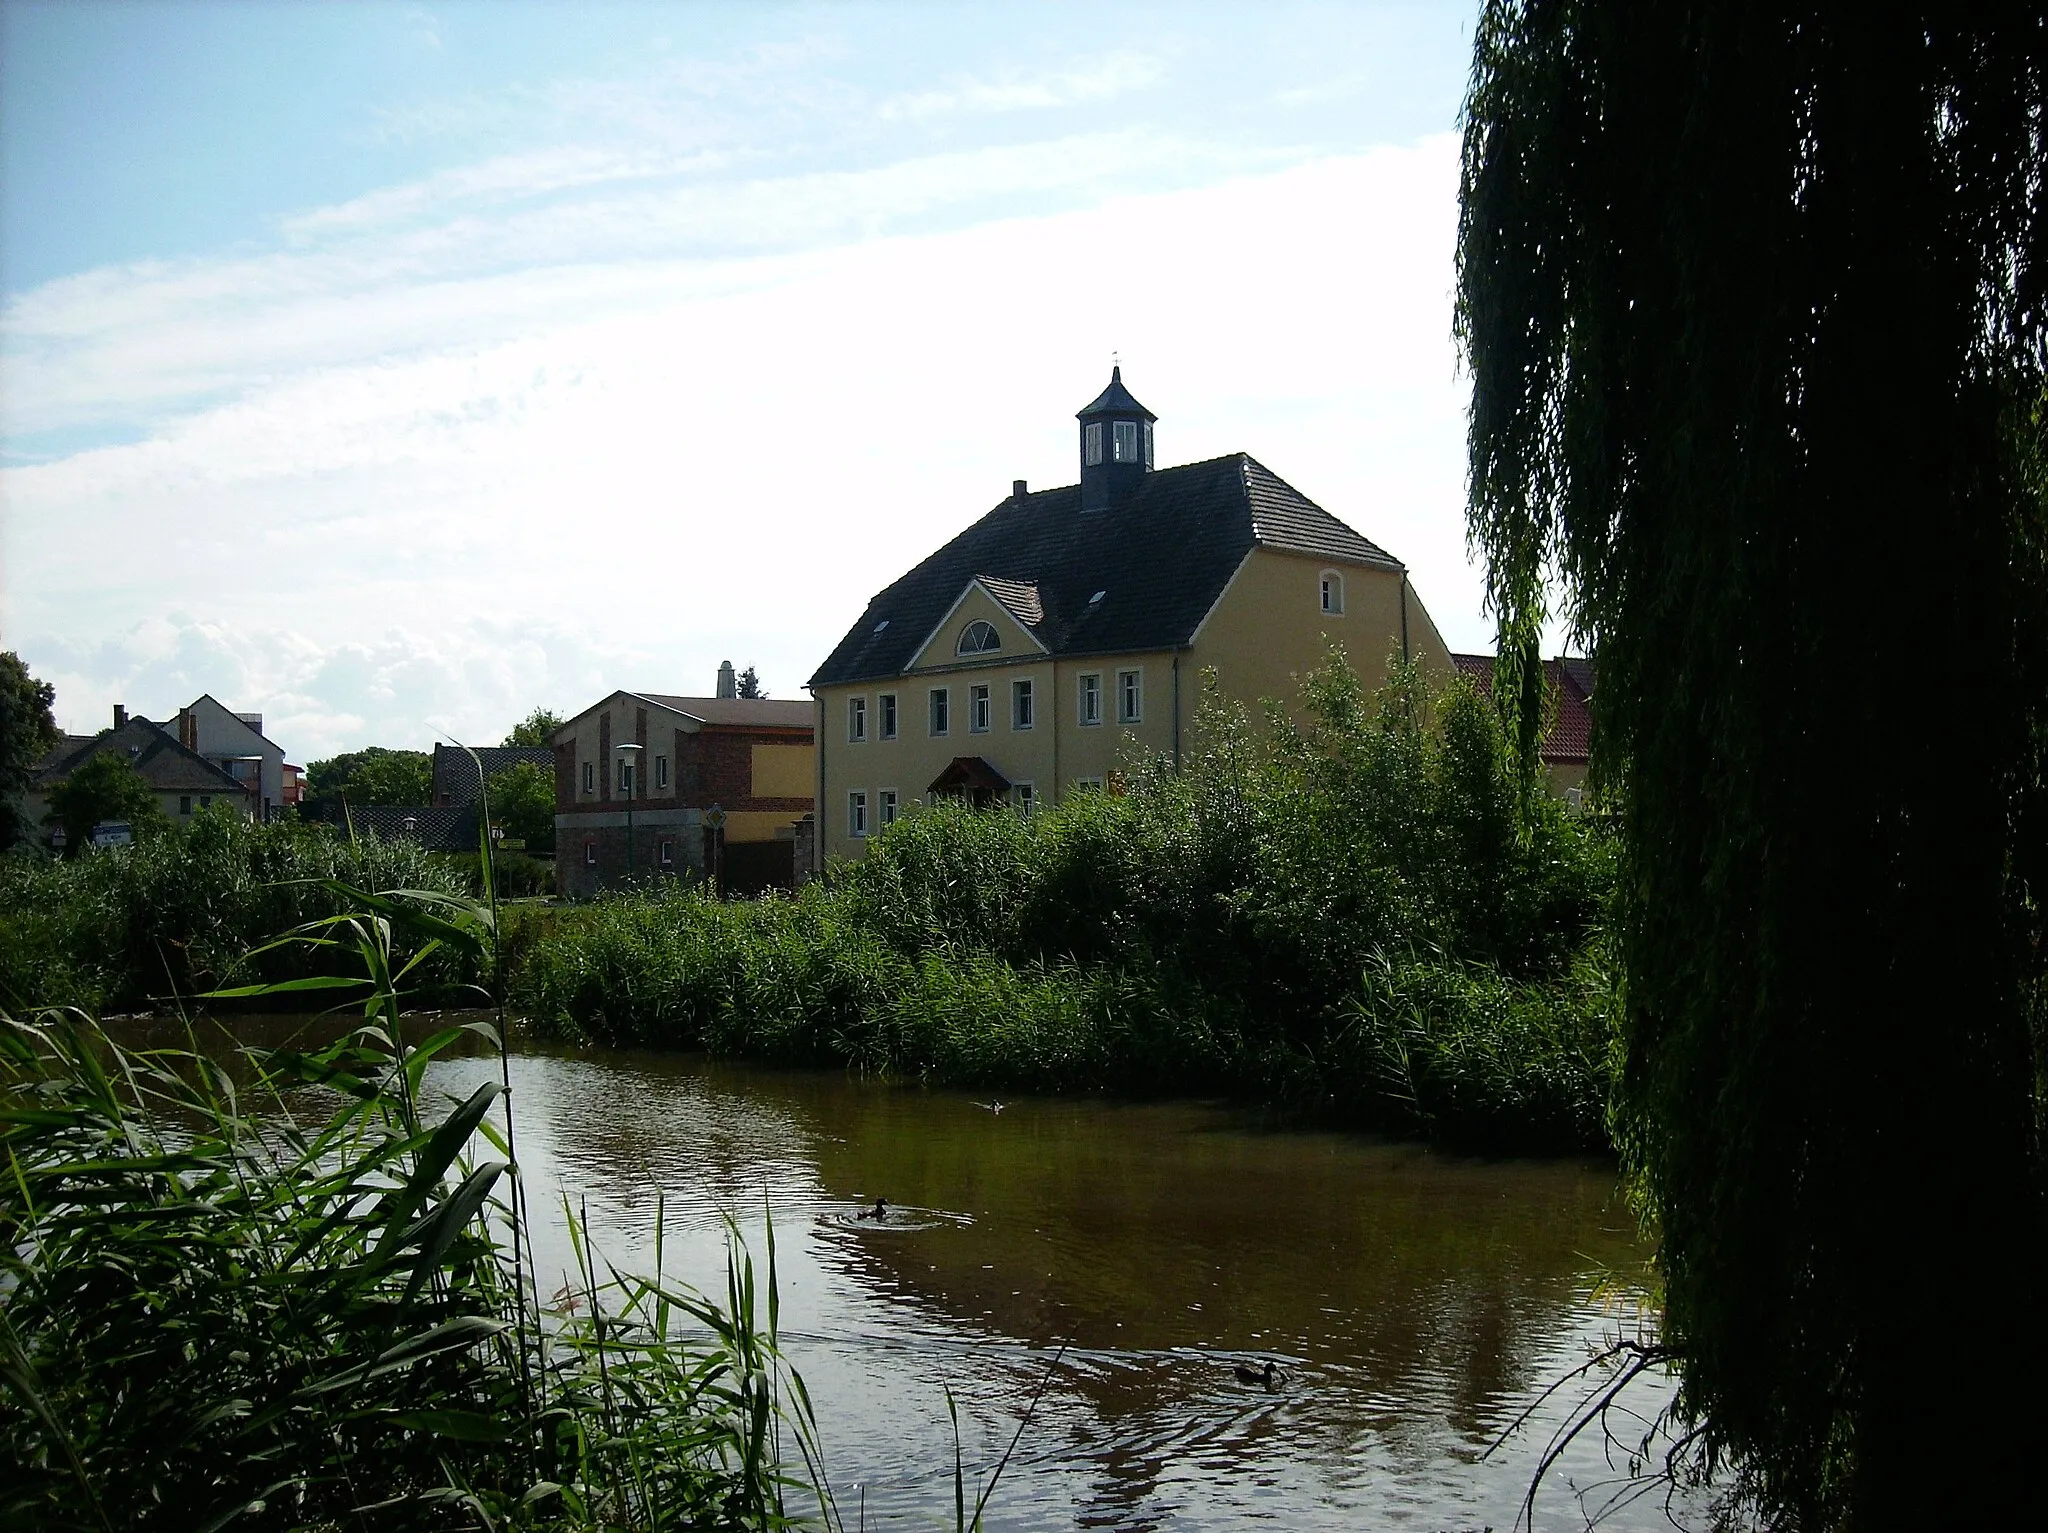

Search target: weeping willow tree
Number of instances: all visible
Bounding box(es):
[1458,6,2046,1527]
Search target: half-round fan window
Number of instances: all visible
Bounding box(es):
[957,620,1001,656]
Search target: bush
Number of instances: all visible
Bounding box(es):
[513,653,1619,1150]
[0,810,472,1013]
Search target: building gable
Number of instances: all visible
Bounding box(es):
[903,579,1051,674]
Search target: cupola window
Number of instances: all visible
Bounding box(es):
[1083,422,1103,467]
[958,620,1000,656]
[1113,420,1138,462]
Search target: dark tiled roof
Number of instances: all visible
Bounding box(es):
[1451,654,1595,764]
[431,744,553,806]
[1077,365,1156,421]
[810,453,1402,689]
[347,803,480,854]
[977,576,1044,628]
[631,694,814,730]
[35,719,250,795]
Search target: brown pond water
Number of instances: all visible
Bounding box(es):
[124,1017,1700,1531]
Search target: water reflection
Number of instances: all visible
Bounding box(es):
[117,1018,1694,1530]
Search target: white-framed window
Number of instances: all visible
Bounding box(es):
[1078,672,1103,726]
[1143,420,1155,469]
[659,839,674,868]
[958,620,1000,656]
[1013,781,1036,816]
[1012,678,1034,730]
[969,684,991,733]
[879,692,898,740]
[656,754,670,790]
[1320,569,1344,615]
[848,790,869,838]
[582,761,595,794]
[848,695,868,743]
[584,839,597,866]
[929,687,950,736]
[1112,419,1138,462]
[1083,421,1103,466]
[617,758,636,795]
[1074,776,1105,793]
[879,789,899,827]
[1118,668,1143,724]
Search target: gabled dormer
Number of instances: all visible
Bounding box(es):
[1077,365,1156,514]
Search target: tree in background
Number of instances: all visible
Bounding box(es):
[501,708,563,748]
[736,668,766,700]
[0,652,59,847]
[485,760,555,856]
[46,754,168,855]
[1460,5,2044,1525]
[302,748,433,821]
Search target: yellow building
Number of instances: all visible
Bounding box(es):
[806,368,1453,865]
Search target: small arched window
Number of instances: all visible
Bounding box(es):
[958,620,1001,656]
[1319,570,1345,616]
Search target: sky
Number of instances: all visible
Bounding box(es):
[0,0,1497,760]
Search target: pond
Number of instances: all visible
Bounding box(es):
[132,1018,1696,1530]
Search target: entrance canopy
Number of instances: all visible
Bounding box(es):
[927,756,1011,807]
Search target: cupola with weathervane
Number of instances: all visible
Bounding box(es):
[1076,364,1156,513]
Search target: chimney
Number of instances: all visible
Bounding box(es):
[178,708,196,751]
[1013,479,1028,499]
[113,704,127,729]
[716,660,737,699]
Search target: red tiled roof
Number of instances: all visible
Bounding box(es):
[1449,654,1593,764]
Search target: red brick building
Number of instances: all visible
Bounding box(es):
[551,678,814,897]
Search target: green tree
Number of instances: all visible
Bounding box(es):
[0,652,59,847]
[485,759,555,856]
[303,748,433,819]
[46,754,168,856]
[501,707,563,748]
[736,668,766,700]
[1459,6,2046,1525]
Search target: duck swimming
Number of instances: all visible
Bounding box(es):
[856,1198,889,1222]
[1234,1360,1286,1392]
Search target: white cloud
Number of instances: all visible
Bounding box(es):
[876,52,1167,122]
[3,135,1498,756]
[3,131,1277,442]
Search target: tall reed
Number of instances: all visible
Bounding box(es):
[0,819,830,1528]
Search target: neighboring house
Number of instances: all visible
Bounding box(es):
[429,744,554,807]
[171,695,289,820]
[807,367,1455,866]
[282,763,305,808]
[552,670,815,898]
[23,706,254,849]
[1450,654,1595,797]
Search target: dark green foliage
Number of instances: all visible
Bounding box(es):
[0,651,58,847]
[735,668,765,700]
[488,759,558,856]
[516,655,1615,1151]
[304,747,434,818]
[502,708,564,749]
[44,752,168,854]
[0,813,471,1013]
[1459,4,2047,1523]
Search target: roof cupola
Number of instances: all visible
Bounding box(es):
[1076,364,1155,513]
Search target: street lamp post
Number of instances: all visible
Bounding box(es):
[617,742,644,887]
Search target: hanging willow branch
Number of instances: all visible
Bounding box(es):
[1459,4,2047,1527]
